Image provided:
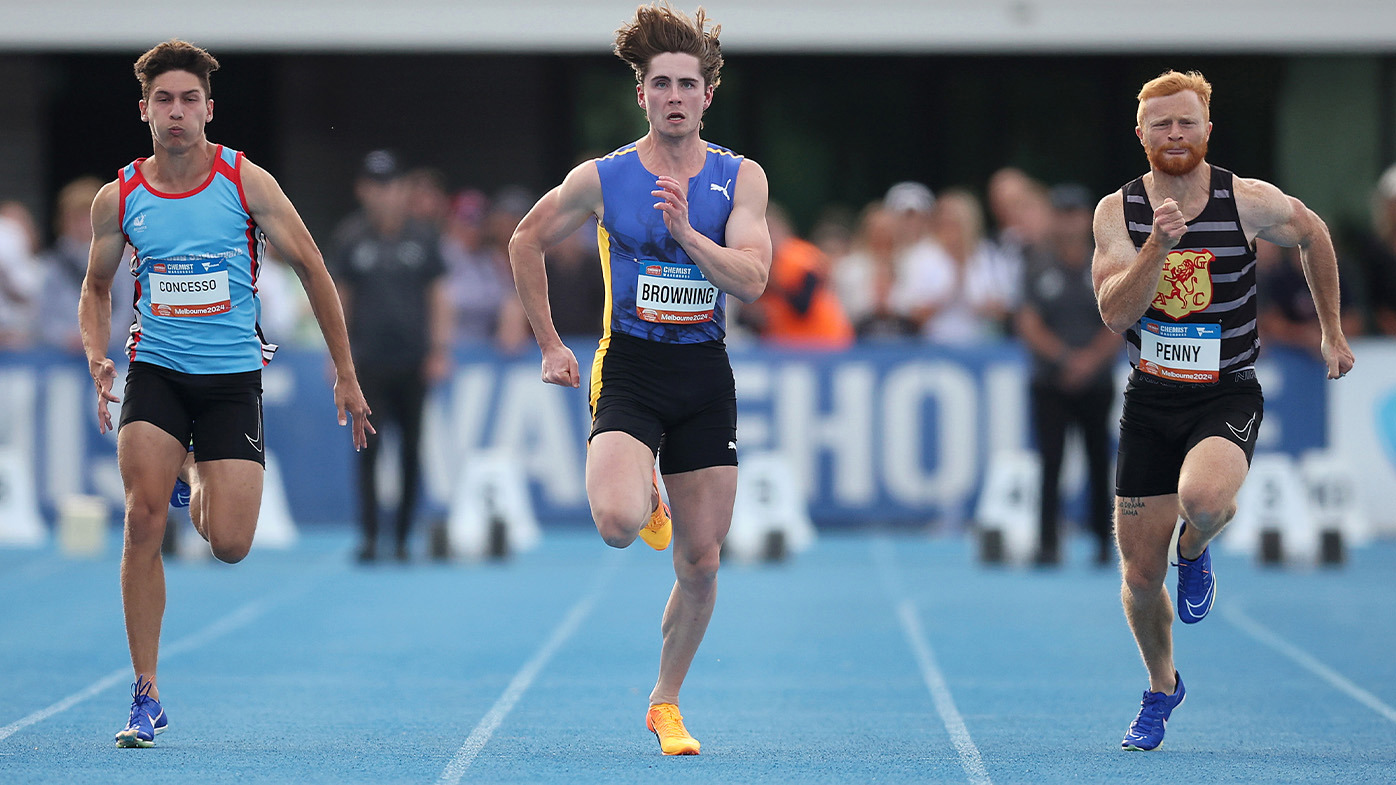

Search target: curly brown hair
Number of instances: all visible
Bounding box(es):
[133,39,220,101]
[613,3,723,88]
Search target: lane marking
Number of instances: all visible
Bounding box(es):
[0,597,276,742]
[1224,604,1396,724]
[873,538,993,785]
[0,555,343,742]
[437,552,619,785]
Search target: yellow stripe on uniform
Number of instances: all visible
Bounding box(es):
[589,222,615,414]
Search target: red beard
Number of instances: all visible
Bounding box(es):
[1147,139,1207,176]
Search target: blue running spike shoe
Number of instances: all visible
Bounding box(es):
[170,477,191,508]
[1122,671,1185,751]
[1175,523,1216,624]
[114,676,167,748]
[170,442,194,508]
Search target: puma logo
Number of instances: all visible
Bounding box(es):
[709,179,732,200]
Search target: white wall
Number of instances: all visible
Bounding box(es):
[3,0,1396,53]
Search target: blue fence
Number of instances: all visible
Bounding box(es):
[0,342,1331,528]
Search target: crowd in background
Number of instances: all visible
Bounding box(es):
[4,159,1396,361]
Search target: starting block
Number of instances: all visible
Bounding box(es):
[1299,449,1370,565]
[0,445,46,548]
[1228,452,1319,566]
[445,451,541,560]
[973,450,1040,565]
[57,494,106,557]
[726,452,816,563]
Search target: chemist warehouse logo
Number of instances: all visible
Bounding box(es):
[1152,250,1214,320]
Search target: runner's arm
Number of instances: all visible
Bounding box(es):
[77,180,126,433]
[240,159,375,446]
[508,162,603,354]
[1238,177,1355,379]
[1091,190,1179,333]
[655,158,771,303]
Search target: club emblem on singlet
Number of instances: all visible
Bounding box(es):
[1153,249,1215,319]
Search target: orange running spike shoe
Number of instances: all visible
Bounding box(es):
[646,703,700,755]
[638,469,672,551]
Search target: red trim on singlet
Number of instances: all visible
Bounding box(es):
[224,151,261,289]
[123,144,225,199]
[225,150,251,213]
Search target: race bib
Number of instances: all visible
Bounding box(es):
[635,262,718,324]
[1137,317,1221,383]
[148,259,232,318]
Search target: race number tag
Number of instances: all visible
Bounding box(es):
[1137,317,1221,383]
[148,258,232,318]
[635,261,718,324]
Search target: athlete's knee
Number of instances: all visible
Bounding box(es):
[591,504,640,549]
[1178,484,1236,534]
[208,529,253,564]
[1120,556,1167,595]
[123,501,167,551]
[675,544,721,589]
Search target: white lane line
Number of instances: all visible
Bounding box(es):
[0,554,343,743]
[1223,604,1396,724]
[436,552,620,785]
[0,596,276,742]
[873,538,993,785]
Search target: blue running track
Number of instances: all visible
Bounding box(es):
[3,528,1394,784]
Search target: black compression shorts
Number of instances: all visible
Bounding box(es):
[118,361,266,465]
[1115,368,1263,497]
[589,332,738,475]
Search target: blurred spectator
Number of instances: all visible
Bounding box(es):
[1256,237,1362,357]
[0,200,41,257]
[1015,184,1119,566]
[810,204,855,263]
[404,167,451,231]
[481,186,539,353]
[833,204,918,340]
[36,177,136,354]
[0,201,40,348]
[742,203,853,350]
[441,189,512,347]
[898,188,1010,345]
[329,149,451,563]
[987,167,1052,254]
[1352,164,1396,334]
[986,167,1052,320]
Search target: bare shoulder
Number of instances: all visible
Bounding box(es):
[1232,175,1296,234]
[556,158,602,209]
[236,156,278,193]
[90,179,123,230]
[1092,190,1127,244]
[736,158,769,194]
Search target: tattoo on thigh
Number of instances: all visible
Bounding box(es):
[1119,497,1143,517]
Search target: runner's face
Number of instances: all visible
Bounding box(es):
[1137,91,1210,177]
[637,52,713,138]
[140,70,212,152]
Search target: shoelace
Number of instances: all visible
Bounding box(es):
[651,706,689,738]
[1173,558,1210,580]
[645,507,668,531]
[126,676,157,729]
[1127,691,1169,737]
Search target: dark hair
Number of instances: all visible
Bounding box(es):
[133,39,220,101]
[613,3,723,88]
